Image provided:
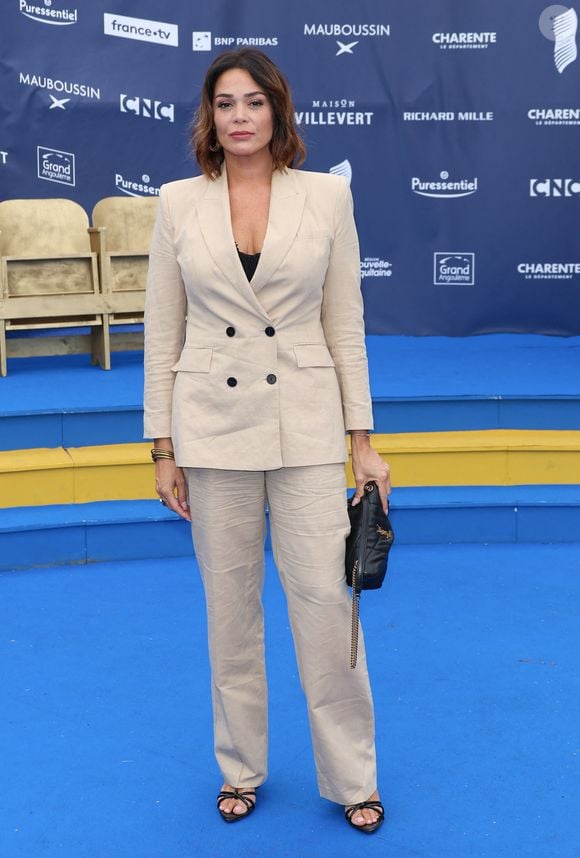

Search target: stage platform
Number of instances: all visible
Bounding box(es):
[0,333,579,570]
[1,334,579,450]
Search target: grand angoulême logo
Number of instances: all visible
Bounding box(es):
[539,5,578,72]
[433,253,475,286]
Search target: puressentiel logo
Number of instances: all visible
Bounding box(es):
[434,253,475,286]
[412,170,477,198]
[20,0,78,25]
[539,5,578,73]
[37,146,75,186]
[115,172,160,197]
[104,13,178,47]
[530,178,580,196]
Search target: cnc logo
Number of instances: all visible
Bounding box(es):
[19,72,101,109]
[296,99,373,126]
[539,5,577,72]
[120,94,174,123]
[518,262,580,279]
[304,23,390,56]
[115,172,160,197]
[361,257,393,280]
[528,107,580,125]
[530,178,580,196]
[434,253,475,286]
[412,170,478,198]
[329,159,352,184]
[432,31,496,49]
[192,31,278,50]
[19,0,78,25]
[37,146,75,186]
[104,13,178,47]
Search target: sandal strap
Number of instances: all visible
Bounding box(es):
[345,800,385,822]
[217,789,256,812]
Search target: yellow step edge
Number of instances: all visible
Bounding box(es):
[1,430,580,509]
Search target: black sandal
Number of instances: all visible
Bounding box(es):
[345,799,385,834]
[216,788,257,823]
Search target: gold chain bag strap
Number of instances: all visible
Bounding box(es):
[345,481,395,668]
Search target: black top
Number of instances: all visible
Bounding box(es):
[237,247,261,282]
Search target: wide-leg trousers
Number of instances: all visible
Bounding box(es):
[185,463,377,805]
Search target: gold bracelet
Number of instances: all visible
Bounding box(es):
[349,430,371,437]
[151,448,175,462]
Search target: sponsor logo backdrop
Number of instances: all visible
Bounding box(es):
[1,0,579,335]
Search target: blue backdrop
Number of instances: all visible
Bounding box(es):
[2,0,579,335]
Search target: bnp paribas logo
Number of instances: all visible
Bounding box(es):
[539,5,578,73]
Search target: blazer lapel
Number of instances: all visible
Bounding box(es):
[251,168,306,294]
[197,167,249,297]
[196,165,306,307]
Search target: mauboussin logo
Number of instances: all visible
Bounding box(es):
[20,0,78,25]
[115,172,160,197]
[303,23,390,55]
[434,253,475,286]
[37,146,75,185]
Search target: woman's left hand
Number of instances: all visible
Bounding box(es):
[350,433,391,513]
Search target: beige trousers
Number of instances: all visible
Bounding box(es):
[185,463,377,805]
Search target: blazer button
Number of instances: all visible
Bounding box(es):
[265,326,276,337]
[226,326,236,337]
[266,374,277,385]
[227,377,237,387]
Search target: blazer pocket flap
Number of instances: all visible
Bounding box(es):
[171,348,213,373]
[294,344,335,368]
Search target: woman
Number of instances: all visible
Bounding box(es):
[143,48,390,833]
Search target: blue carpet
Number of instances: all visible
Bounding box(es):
[1,544,579,858]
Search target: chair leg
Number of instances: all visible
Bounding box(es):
[0,320,7,377]
[91,315,111,370]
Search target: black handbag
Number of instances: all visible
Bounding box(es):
[345,481,394,668]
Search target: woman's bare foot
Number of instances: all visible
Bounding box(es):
[346,789,382,827]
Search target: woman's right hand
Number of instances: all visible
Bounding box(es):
[155,459,191,521]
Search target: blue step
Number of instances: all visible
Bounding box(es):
[1,335,579,450]
[1,485,579,571]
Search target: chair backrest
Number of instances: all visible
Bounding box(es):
[91,196,158,254]
[0,198,91,257]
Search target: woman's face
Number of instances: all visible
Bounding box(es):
[212,67,274,162]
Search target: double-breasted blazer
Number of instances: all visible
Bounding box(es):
[143,166,373,471]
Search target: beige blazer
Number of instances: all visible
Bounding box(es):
[143,166,373,470]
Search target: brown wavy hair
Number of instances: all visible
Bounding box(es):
[192,49,306,179]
